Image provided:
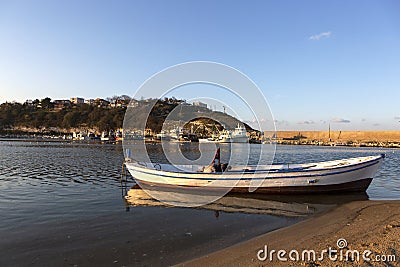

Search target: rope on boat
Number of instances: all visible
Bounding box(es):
[120,163,128,197]
[120,162,134,211]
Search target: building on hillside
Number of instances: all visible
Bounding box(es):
[128,99,139,107]
[70,97,84,104]
[85,99,95,105]
[54,99,71,110]
[110,99,128,108]
[25,99,33,106]
[94,98,110,107]
[54,99,71,105]
[192,101,207,108]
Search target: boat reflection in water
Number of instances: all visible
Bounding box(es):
[124,186,369,217]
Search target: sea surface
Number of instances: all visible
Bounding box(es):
[0,141,399,266]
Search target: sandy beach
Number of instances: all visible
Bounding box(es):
[179,200,400,267]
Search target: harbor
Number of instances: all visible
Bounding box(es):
[1,141,399,266]
[3,129,400,148]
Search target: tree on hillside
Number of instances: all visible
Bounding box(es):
[41,97,53,109]
[63,111,80,129]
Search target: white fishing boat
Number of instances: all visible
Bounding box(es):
[198,138,217,143]
[101,131,115,141]
[217,124,249,143]
[115,129,123,141]
[124,150,384,194]
[231,124,249,143]
[217,129,232,143]
[156,130,170,140]
[72,132,85,140]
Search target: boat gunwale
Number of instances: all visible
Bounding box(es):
[126,154,383,173]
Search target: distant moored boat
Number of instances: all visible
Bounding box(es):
[217,124,249,143]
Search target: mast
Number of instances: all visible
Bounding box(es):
[328,123,331,141]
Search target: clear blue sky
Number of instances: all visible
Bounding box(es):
[1,0,399,130]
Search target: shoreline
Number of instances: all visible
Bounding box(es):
[178,200,400,266]
[1,137,400,149]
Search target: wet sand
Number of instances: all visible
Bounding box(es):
[179,200,400,267]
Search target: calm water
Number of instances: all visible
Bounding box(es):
[0,141,399,266]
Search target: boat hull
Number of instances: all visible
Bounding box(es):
[125,155,384,194]
[133,177,373,194]
[217,136,249,143]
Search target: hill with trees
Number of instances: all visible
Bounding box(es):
[0,96,250,136]
[0,98,126,134]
